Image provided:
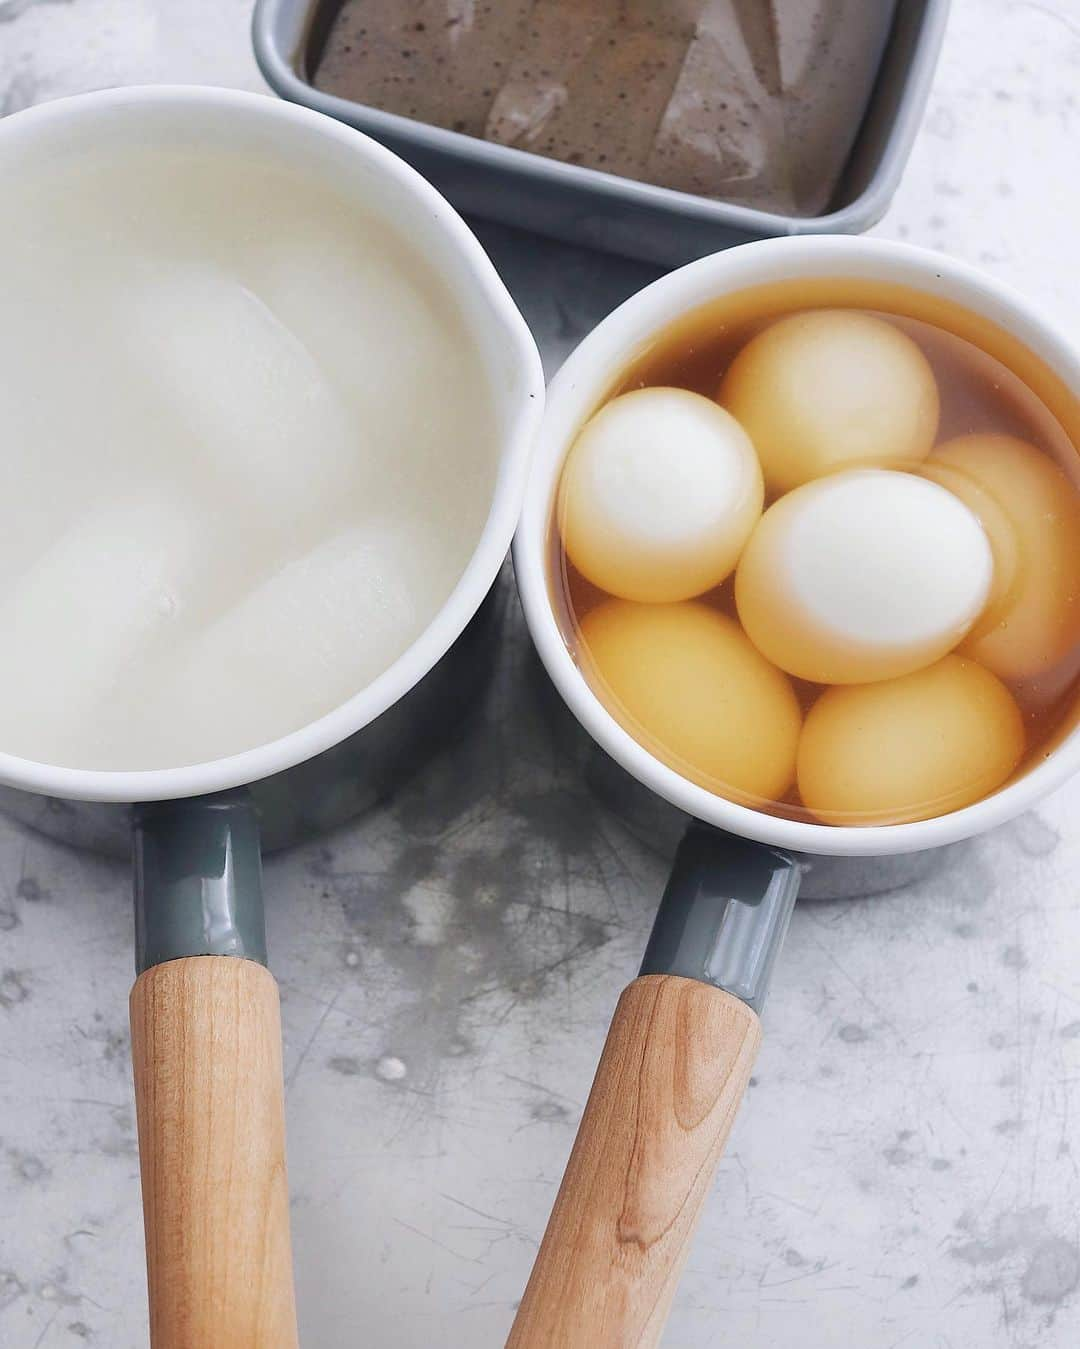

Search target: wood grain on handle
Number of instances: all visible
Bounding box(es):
[130,957,298,1349]
[507,974,761,1349]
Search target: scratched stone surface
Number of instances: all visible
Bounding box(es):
[2,2,1080,1346]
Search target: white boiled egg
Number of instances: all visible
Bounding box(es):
[558,387,763,602]
[797,655,1025,826]
[579,598,801,805]
[719,310,940,494]
[735,469,993,684]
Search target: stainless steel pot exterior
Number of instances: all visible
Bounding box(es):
[253,0,950,268]
[0,578,508,859]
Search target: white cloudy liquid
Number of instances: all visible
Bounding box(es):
[0,140,499,770]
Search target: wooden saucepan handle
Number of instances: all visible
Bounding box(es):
[130,793,297,1349]
[507,973,761,1348]
[130,955,298,1349]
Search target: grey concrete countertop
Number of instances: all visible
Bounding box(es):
[3,2,1080,1346]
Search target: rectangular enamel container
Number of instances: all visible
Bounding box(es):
[253,0,950,266]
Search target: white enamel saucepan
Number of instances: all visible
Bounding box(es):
[0,87,544,1348]
[510,236,1080,1347]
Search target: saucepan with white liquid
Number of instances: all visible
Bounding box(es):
[511,236,1080,1345]
[0,86,543,1346]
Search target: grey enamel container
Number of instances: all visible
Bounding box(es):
[253,0,950,267]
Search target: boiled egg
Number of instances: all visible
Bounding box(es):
[558,387,763,603]
[719,310,940,494]
[797,654,1025,826]
[925,434,1080,680]
[735,468,993,684]
[579,598,801,804]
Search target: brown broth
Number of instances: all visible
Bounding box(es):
[550,279,1080,825]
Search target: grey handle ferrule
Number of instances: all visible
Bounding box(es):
[639,822,800,1014]
[133,789,267,975]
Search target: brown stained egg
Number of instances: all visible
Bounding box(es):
[735,469,993,684]
[559,387,763,603]
[926,434,1080,680]
[918,459,1020,647]
[718,310,940,494]
[797,655,1025,826]
[579,598,801,805]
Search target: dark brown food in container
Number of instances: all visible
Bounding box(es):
[314,1,897,215]
[253,0,950,264]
